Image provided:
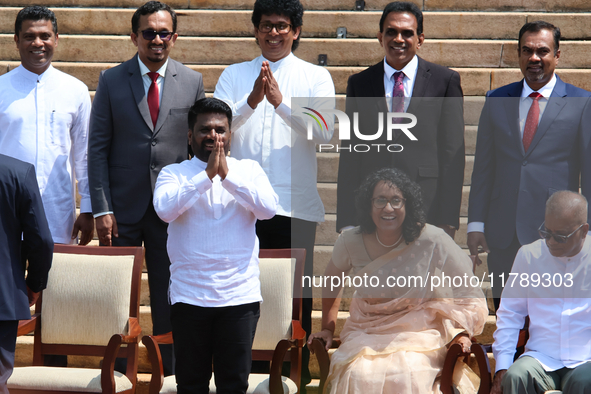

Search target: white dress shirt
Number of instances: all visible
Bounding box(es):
[493,236,591,372]
[153,156,278,307]
[213,53,335,222]
[383,55,418,112]
[467,74,557,234]
[0,65,91,244]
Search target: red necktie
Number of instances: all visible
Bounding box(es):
[522,92,543,152]
[147,72,160,127]
[392,71,405,113]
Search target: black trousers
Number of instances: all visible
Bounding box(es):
[171,302,260,394]
[112,202,174,375]
[488,233,522,312]
[0,320,18,394]
[255,215,316,392]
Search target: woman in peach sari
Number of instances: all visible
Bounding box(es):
[309,168,488,394]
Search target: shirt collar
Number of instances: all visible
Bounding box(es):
[521,74,556,99]
[383,55,418,82]
[17,63,55,82]
[138,57,168,78]
[260,52,295,71]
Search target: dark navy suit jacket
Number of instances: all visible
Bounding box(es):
[468,76,591,249]
[0,154,53,321]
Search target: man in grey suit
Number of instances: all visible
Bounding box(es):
[88,0,204,375]
[467,21,591,311]
[0,154,53,393]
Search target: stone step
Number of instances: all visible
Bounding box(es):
[2,34,590,69]
[316,152,476,185]
[4,60,591,95]
[0,0,588,11]
[2,8,590,39]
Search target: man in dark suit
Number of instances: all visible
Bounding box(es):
[336,1,464,238]
[88,1,204,375]
[467,21,591,311]
[0,154,53,393]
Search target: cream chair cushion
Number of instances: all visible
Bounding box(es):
[160,373,298,394]
[7,367,133,392]
[41,253,134,346]
[252,258,295,350]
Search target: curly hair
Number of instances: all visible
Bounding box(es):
[131,1,177,35]
[15,6,57,35]
[355,168,426,244]
[252,0,303,51]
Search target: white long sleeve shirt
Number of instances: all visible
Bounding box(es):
[153,156,278,307]
[0,65,91,244]
[493,236,591,372]
[214,53,335,222]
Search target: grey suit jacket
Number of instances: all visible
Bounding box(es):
[88,55,205,224]
[0,154,53,321]
[468,76,591,249]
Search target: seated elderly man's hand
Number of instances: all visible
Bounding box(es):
[490,370,506,394]
[448,333,472,353]
[308,329,334,352]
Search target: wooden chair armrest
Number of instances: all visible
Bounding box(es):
[121,317,141,344]
[440,343,492,394]
[149,331,174,345]
[309,337,340,394]
[290,320,306,346]
[17,313,39,336]
[268,339,293,394]
[142,335,164,394]
[101,334,123,393]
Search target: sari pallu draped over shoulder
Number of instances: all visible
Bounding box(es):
[325,224,488,394]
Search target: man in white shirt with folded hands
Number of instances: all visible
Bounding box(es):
[153,97,278,394]
[492,190,591,394]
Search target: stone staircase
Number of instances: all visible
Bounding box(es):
[3,0,591,392]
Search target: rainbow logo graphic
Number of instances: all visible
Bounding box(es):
[303,107,328,131]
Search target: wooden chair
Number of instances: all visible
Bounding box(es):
[8,244,144,394]
[142,248,306,394]
[310,334,492,394]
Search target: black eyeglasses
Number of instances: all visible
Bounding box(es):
[258,22,292,34]
[538,222,585,244]
[371,197,406,210]
[141,29,174,41]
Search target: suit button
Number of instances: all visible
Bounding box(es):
[151,163,155,169]
[522,161,527,166]
[152,140,157,146]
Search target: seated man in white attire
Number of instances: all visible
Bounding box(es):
[492,190,591,394]
[153,98,278,394]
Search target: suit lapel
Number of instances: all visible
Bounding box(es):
[154,60,177,136]
[503,82,524,156]
[410,57,430,99]
[129,55,154,132]
[525,76,567,157]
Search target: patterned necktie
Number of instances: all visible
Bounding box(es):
[522,92,543,152]
[392,71,405,113]
[147,72,160,127]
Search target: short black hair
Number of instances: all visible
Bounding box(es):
[518,21,560,55]
[132,1,177,35]
[355,168,426,244]
[188,98,232,131]
[252,0,304,51]
[15,6,58,36]
[379,1,423,35]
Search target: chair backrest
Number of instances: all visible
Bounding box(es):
[253,249,305,351]
[37,245,143,349]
